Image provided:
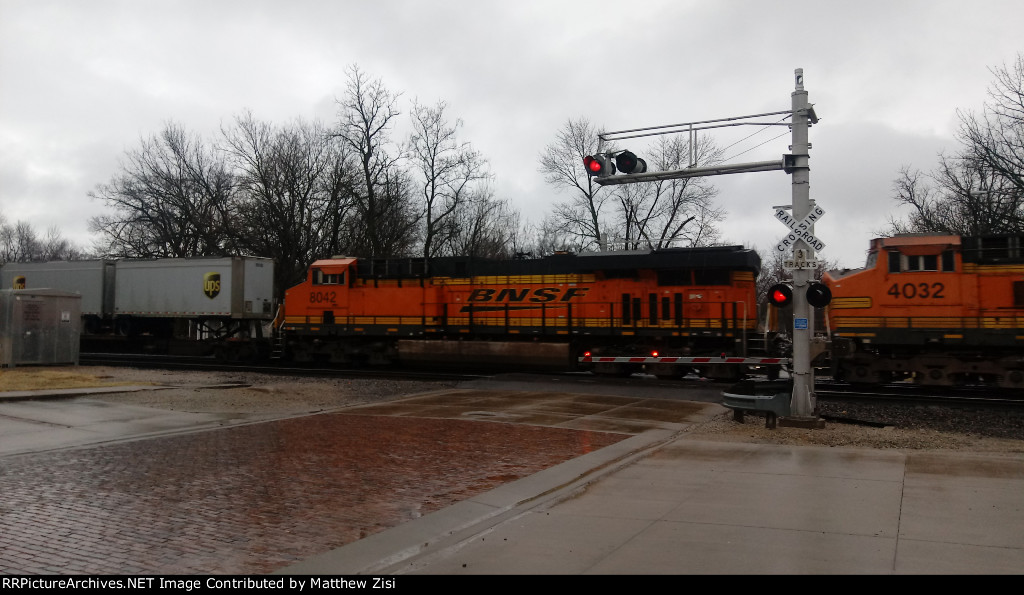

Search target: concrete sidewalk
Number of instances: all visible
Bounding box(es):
[280,429,1024,575]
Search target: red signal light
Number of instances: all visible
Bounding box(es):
[767,283,793,308]
[583,154,615,177]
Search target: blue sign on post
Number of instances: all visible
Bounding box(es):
[794,318,808,330]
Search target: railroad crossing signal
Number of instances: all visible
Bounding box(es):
[615,151,647,174]
[767,281,831,309]
[806,282,832,308]
[767,283,793,307]
[577,69,822,424]
[584,154,615,177]
[585,151,649,178]
[774,204,826,255]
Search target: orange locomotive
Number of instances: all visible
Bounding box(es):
[823,234,1024,387]
[279,246,761,375]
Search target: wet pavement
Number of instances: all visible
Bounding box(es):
[0,387,709,575]
[5,379,1022,575]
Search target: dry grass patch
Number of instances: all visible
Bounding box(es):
[0,367,144,392]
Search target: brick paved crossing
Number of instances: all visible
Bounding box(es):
[0,412,627,575]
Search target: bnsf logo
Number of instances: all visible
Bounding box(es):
[467,287,589,303]
[203,272,221,299]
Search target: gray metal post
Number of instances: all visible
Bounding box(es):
[788,69,816,420]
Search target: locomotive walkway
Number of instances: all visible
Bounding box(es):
[1,380,1022,575]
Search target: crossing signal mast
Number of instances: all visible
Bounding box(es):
[583,69,825,428]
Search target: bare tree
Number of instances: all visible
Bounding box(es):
[886,161,1021,236]
[613,135,726,249]
[527,215,579,256]
[39,226,82,261]
[222,112,356,291]
[333,65,419,257]
[409,99,490,259]
[88,121,235,258]
[0,213,11,264]
[0,220,38,263]
[0,216,82,264]
[443,188,525,259]
[958,53,1024,197]
[539,117,616,250]
[887,54,1024,236]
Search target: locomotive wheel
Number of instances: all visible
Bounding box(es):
[845,364,891,386]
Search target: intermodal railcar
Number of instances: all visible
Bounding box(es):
[823,233,1024,387]
[278,246,762,377]
[1,257,276,358]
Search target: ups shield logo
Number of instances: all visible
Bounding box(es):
[13,276,25,290]
[203,272,221,299]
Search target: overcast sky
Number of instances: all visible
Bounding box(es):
[2,0,1022,268]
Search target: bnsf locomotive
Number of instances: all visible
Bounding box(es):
[824,233,1024,388]
[278,246,761,377]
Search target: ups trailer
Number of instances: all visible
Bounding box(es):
[0,257,275,358]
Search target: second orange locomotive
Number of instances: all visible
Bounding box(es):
[824,233,1024,387]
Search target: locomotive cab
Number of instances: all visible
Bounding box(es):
[283,258,353,328]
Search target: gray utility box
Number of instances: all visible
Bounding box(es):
[0,289,82,367]
[114,257,275,319]
[0,260,113,317]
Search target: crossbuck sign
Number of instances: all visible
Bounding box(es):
[774,204,826,255]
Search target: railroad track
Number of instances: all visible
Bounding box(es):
[815,380,1024,409]
[78,353,1024,429]
[78,353,489,383]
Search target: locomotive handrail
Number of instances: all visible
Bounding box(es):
[283,297,756,348]
[832,315,1024,330]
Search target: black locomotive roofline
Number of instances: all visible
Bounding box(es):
[961,234,1024,264]
[353,245,761,280]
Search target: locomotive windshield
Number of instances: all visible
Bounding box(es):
[312,269,345,285]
